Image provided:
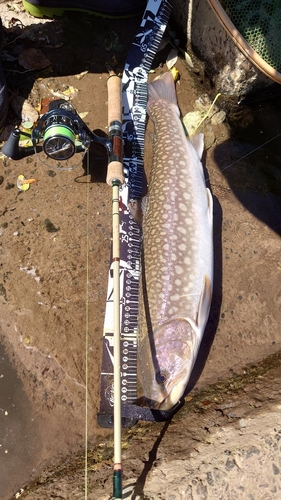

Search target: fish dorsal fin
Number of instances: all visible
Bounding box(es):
[190,133,204,159]
[185,275,212,338]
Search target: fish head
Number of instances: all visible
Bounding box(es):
[138,318,198,411]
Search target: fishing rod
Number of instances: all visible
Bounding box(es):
[106,72,124,500]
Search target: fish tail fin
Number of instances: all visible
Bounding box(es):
[148,72,178,107]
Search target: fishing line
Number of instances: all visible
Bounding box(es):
[205,130,281,184]
[84,150,90,500]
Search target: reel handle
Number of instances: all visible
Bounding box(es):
[1,128,34,160]
[106,73,124,186]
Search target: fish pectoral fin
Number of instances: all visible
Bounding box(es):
[141,195,148,219]
[128,198,144,227]
[206,187,213,224]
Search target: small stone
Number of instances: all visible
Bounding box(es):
[239,419,247,428]
[44,219,60,233]
[206,472,214,486]
[47,170,56,177]
[225,458,235,471]
[272,464,280,475]
[211,110,226,125]
[245,446,260,458]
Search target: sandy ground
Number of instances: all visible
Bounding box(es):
[0,1,281,499]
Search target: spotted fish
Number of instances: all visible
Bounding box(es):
[138,71,213,410]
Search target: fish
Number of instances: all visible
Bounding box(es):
[137,71,213,411]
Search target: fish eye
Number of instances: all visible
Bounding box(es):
[156,370,167,384]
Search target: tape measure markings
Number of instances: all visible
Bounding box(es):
[98,0,172,428]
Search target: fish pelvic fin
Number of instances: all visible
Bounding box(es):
[148,72,178,108]
[189,133,204,159]
[206,187,213,224]
[198,275,212,330]
[186,275,213,338]
[128,195,148,228]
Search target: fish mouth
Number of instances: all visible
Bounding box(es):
[143,395,184,413]
[139,364,191,411]
[143,397,162,410]
[135,392,167,410]
[142,387,169,410]
[159,377,188,411]
[142,380,185,411]
[159,397,178,411]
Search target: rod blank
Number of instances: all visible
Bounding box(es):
[107,71,124,500]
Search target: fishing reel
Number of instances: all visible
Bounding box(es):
[33,100,90,163]
[2,99,116,171]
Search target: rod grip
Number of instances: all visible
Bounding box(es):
[107,74,122,124]
[106,160,124,186]
[107,74,124,186]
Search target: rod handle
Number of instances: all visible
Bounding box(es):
[106,160,124,186]
[107,74,124,186]
[107,73,122,124]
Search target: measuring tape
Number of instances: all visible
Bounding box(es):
[97,0,175,429]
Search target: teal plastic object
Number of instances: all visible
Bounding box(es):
[22,0,146,18]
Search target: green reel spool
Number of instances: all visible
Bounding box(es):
[43,124,76,161]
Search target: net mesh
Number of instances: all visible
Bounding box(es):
[220,0,281,72]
